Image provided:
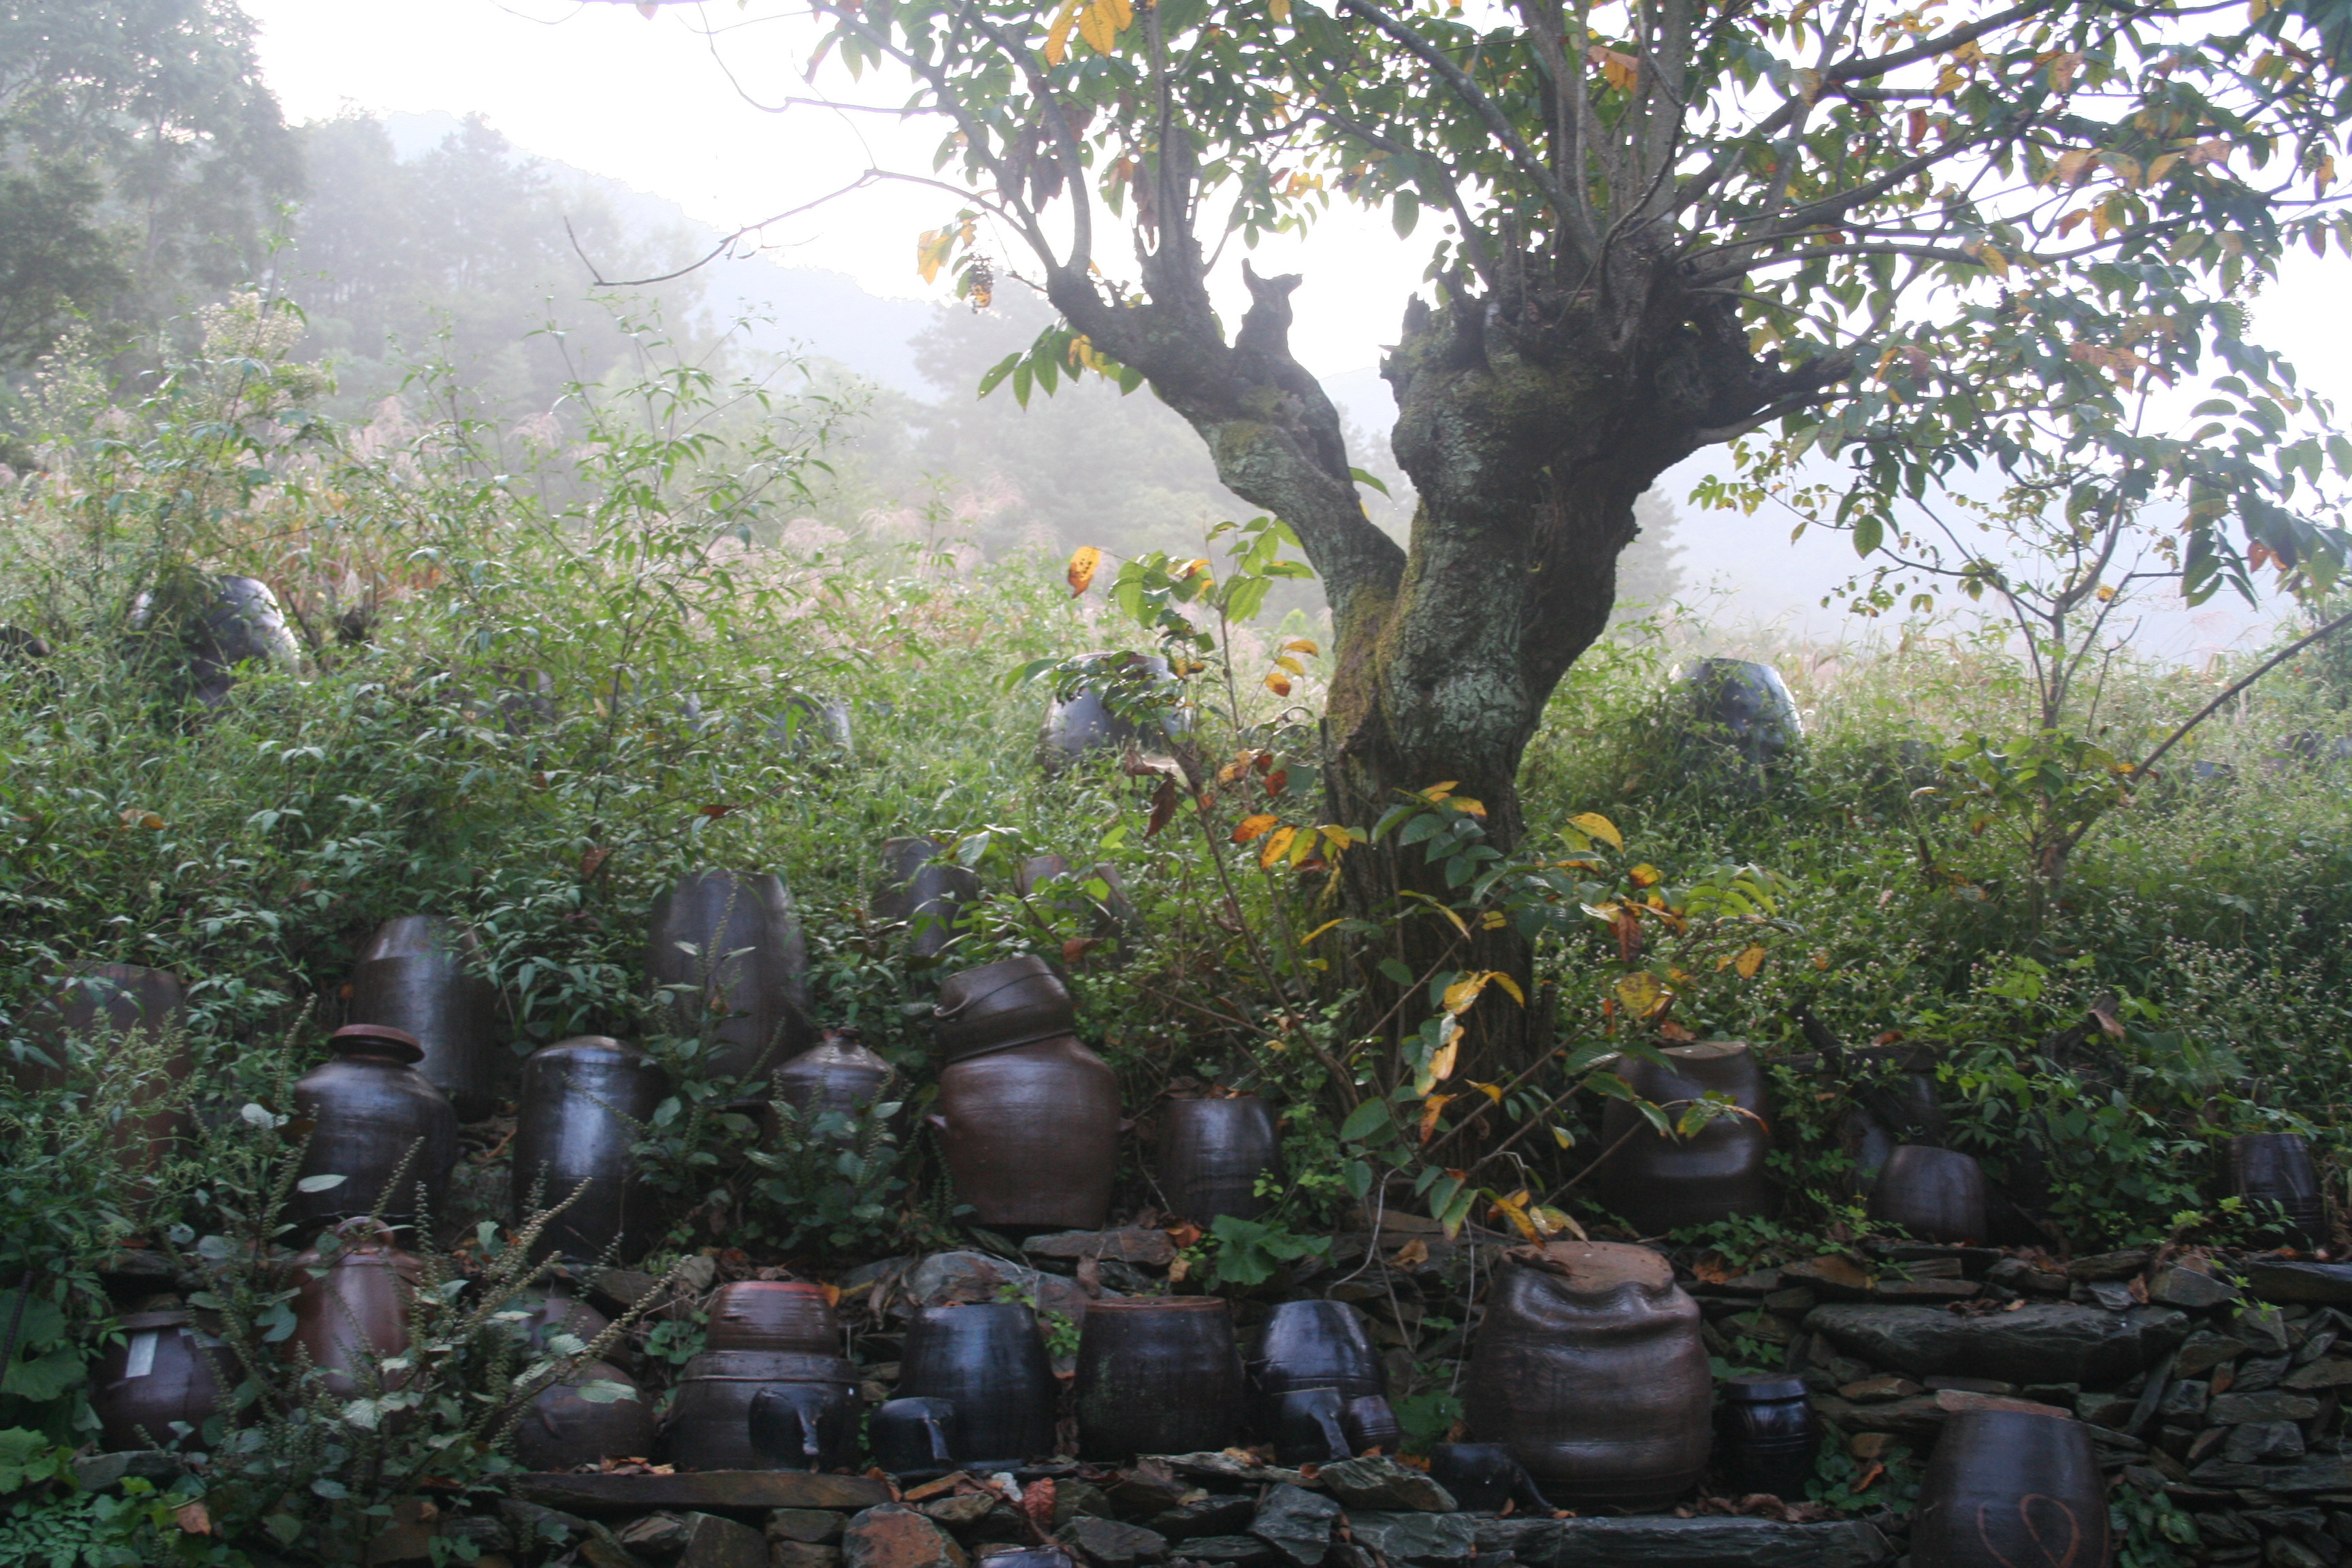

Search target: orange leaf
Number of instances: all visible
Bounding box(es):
[1260,825,1296,868]
[1067,544,1102,595]
[1062,936,1102,964]
[1264,670,1292,696]
[1419,1093,1453,1143]
[580,847,611,879]
[1264,768,1289,796]
[1232,813,1279,843]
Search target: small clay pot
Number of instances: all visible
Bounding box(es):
[768,1030,892,1135]
[288,1024,459,1237]
[1075,1297,1243,1460]
[512,1362,655,1472]
[665,1351,859,1472]
[933,956,1075,1059]
[706,1281,840,1354]
[1716,1375,1820,1501]
[1156,1096,1281,1225]
[1343,1394,1403,1456]
[91,1311,229,1452]
[1591,1042,1774,1236]
[929,1035,1122,1231]
[288,1223,423,1402]
[1912,1409,2108,1568]
[897,1303,1059,1468]
[1868,1145,1989,1245]
[1250,1300,1385,1414]
[1428,1443,1525,1513]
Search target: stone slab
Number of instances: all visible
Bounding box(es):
[2246,1262,2352,1307]
[1803,1302,2185,1386]
[2185,1456,2352,1494]
[1497,1517,1894,1568]
[514,1472,892,1517]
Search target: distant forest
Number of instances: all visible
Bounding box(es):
[0,0,1684,598]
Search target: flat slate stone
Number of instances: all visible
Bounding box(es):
[1026,1230,1179,1268]
[1314,1457,1456,1512]
[1499,1517,1894,1568]
[1250,1484,1339,1566]
[2149,1266,2240,1311]
[1803,1303,2185,1386]
[515,1472,892,1517]
[1179,1536,1279,1565]
[2187,1455,2352,1493]
[2247,1262,2352,1307]
[1342,1512,1477,1565]
[2284,1358,2352,1390]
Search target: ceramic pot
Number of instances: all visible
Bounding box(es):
[932,956,1075,1060]
[930,1035,1122,1231]
[1868,1145,1990,1245]
[289,1224,423,1401]
[1014,855,1139,945]
[645,870,813,1081]
[185,576,298,705]
[12,963,191,1173]
[512,1361,655,1472]
[1269,1388,1351,1465]
[2227,1132,2327,1248]
[767,1030,892,1137]
[749,1379,862,1471]
[511,1036,670,1263]
[769,693,852,756]
[871,1396,957,1477]
[1686,658,1801,769]
[1716,1375,1820,1501]
[1592,1042,1773,1236]
[1075,1297,1243,1460]
[509,1289,626,1371]
[1912,1409,2109,1568]
[1343,1394,1402,1456]
[349,915,501,1122]
[706,1281,840,1354]
[666,1350,858,1472]
[288,1024,459,1236]
[1428,1443,1537,1513]
[1157,1096,1281,1225]
[876,837,980,965]
[898,1303,1059,1468]
[91,1311,228,1452]
[1037,653,1183,774]
[1464,1241,1712,1509]
[1250,1300,1385,1415]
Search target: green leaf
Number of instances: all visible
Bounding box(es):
[1392,189,1420,238]
[977,353,1022,397]
[1350,466,1392,497]
[1339,1099,1392,1141]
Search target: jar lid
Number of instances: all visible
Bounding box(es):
[1720,1374,1809,1403]
[331,1023,424,1063]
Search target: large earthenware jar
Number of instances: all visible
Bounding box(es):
[1686,659,1802,769]
[511,1036,670,1263]
[933,956,1075,1058]
[2227,1132,2327,1248]
[14,963,192,1172]
[1015,855,1139,944]
[1912,1409,2109,1568]
[1075,1296,1244,1460]
[1157,1096,1281,1225]
[186,575,299,706]
[349,915,501,1122]
[1465,1241,1712,1509]
[929,1034,1121,1231]
[1867,1145,1989,1245]
[1037,653,1183,774]
[1592,1042,1773,1236]
[898,1302,1059,1468]
[706,1281,840,1354]
[1249,1299,1385,1418]
[1715,1374,1821,1501]
[289,1224,423,1401]
[768,1030,893,1132]
[512,1360,655,1472]
[91,1311,228,1452]
[288,1024,459,1236]
[875,837,980,966]
[644,870,813,1081]
[664,1350,859,1471]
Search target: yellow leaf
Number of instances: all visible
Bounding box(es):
[1480,910,1507,928]
[2052,148,2095,186]
[1551,1126,1574,1148]
[915,228,955,284]
[1489,972,1525,1005]
[1628,862,1661,887]
[1422,781,1458,800]
[1428,1037,1458,1083]
[1419,1092,1452,1143]
[1288,827,1320,867]
[1273,654,1305,675]
[1977,243,2010,278]
[1283,638,1320,655]
[1301,918,1344,943]
[1260,825,1296,869]
[1569,811,1623,850]
[1391,1238,1428,1267]
[1469,1080,1505,1104]
[1078,0,1117,54]
[1491,1190,1540,1241]
[1232,813,1279,844]
[1448,796,1486,817]
[1442,973,1490,1014]
[1317,824,1357,849]
[1533,1205,1586,1239]
[1615,970,1671,1019]
[1271,0,1292,18]
[1264,670,1292,696]
[1735,944,1767,979]
[1066,544,1102,596]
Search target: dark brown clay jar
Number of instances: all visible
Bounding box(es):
[13,963,192,1172]
[1250,1299,1385,1411]
[91,1311,229,1452]
[933,956,1075,1059]
[1465,1241,1712,1509]
[1075,1296,1244,1460]
[1912,1409,2110,1568]
[898,1302,1059,1467]
[511,1037,670,1263]
[876,837,980,965]
[510,1290,625,1368]
[929,1034,1121,1231]
[512,1360,655,1472]
[349,916,500,1122]
[1592,1043,1773,1235]
[767,1030,892,1135]
[664,1350,859,1472]
[1715,1374,1820,1501]
[1014,855,1139,945]
[288,1024,459,1237]
[1868,1145,1989,1245]
[706,1281,840,1354]
[289,1224,423,1401]
[645,870,813,1081]
[2227,1132,2327,1247]
[1157,1096,1281,1225]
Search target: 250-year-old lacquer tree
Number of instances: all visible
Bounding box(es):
[786,0,2352,1072]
